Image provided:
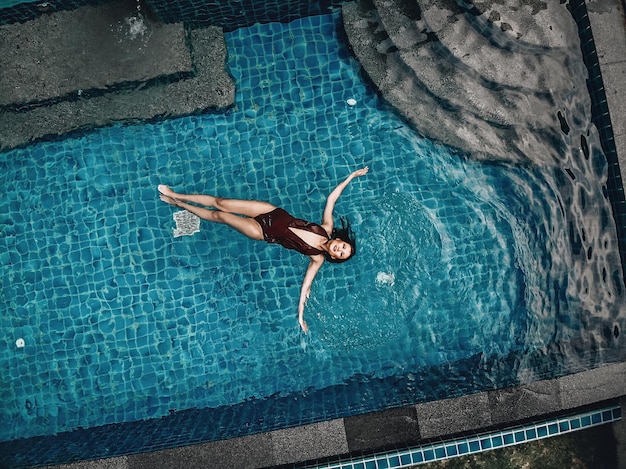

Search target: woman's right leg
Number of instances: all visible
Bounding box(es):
[158,185,275,218]
[160,195,264,240]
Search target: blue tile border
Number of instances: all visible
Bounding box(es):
[308,405,622,469]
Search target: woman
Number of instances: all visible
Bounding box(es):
[158,166,369,333]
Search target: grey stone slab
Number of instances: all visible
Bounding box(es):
[587,0,626,65]
[344,0,592,165]
[270,419,348,466]
[341,1,390,87]
[559,362,626,410]
[614,132,626,183]
[127,433,275,469]
[0,26,234,151]
[344,407,419,452]
[0,0,192,107]
[601,60,626,138]
[415,392,492,439]
[43,457,128,469]
[488,379,562,425]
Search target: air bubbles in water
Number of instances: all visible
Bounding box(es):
[113,0,151,46]
[375,272,395,286]
[125,16,147,40]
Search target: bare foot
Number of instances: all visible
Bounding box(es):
[159,194,181,207]
[158,185,178,198]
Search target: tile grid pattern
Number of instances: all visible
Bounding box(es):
[309,405,622,469]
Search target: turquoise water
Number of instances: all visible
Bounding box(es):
[1,13,624,443]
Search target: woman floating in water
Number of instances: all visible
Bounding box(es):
[158,166,369,333]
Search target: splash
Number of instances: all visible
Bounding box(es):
[375,272,395,286]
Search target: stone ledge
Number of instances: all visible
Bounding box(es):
[0,1,192,109]
[559,362,626,410]
[344,406,420,452]
[0,26,235,152]
[415,392,492,440]
[343,0,593,165]
[270,419,348,466]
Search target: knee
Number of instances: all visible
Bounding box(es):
[213,197,227,211]
[210,209,225,222]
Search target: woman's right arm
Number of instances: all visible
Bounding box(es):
[297,256,324,333]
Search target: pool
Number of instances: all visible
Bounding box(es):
[1,6,625,467]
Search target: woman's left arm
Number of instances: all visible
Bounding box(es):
[297,256,324,333]
[321,167,369,231]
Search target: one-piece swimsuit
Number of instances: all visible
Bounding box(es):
[254,208,329,256]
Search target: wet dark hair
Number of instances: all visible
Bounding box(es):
[325,217,356,264]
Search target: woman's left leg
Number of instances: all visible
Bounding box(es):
[160,195,264,240]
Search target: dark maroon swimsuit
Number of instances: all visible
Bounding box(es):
[254,208,329,256]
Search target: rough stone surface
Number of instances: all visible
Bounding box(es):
[488,379,563,425]
[0,26,235,151]
[126,433,275,469]
[559,361,626,409]
[43,457,128,469]
[344,406,420,452]
[587,0,626,181]
[0,0,192,107]
[415,392,492,439]
[41,367,626,469]
[270,419,349,465]
[343,0,594,165]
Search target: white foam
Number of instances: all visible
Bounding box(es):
[173,210,200,237]
[375,272,395,286]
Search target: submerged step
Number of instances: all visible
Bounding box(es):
[343,0,593,165]
[0,0,193,108]
[0,26,235,152]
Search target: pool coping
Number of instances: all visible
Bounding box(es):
[305,404,623,469]
[7,0,626,468]
[33,362,625,469]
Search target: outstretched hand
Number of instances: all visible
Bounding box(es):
[352,166,369,178]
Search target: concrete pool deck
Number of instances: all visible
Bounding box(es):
[11,0,624,467]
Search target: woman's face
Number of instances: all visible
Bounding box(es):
[328,238,352,260]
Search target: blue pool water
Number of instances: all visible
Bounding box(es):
[1,13,625,444]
